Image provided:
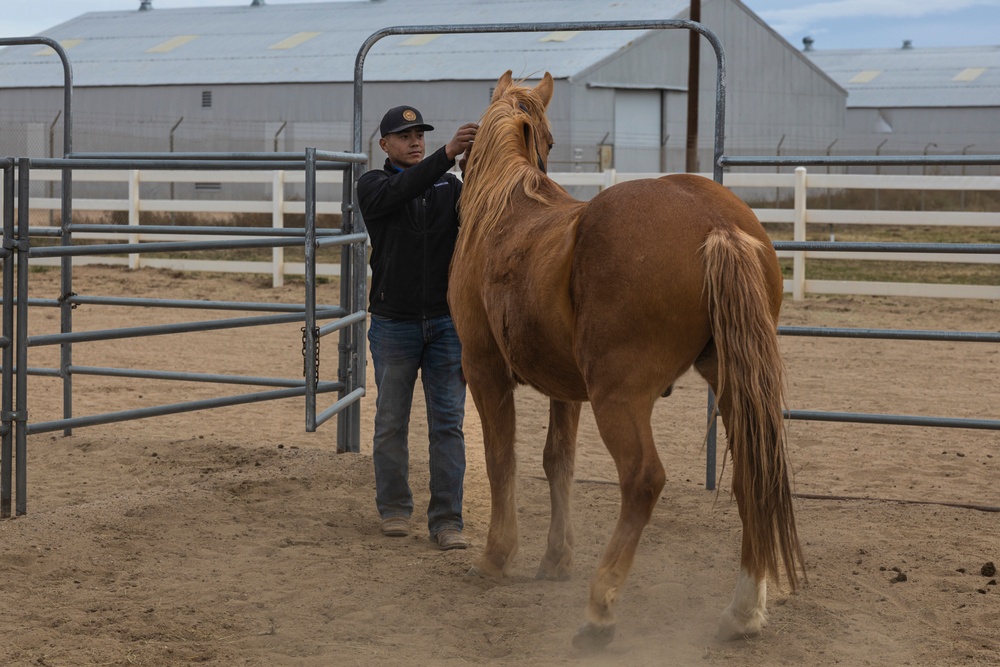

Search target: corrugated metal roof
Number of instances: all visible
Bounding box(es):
[805,45,1000,108]
[0,0,690,88]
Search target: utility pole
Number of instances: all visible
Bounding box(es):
[685,0,701,173]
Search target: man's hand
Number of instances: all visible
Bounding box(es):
[445,123,479,161]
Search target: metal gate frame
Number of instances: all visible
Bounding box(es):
[0,38,369,516]
[351,22,1000,491]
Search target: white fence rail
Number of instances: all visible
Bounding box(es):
[7,167,999,298]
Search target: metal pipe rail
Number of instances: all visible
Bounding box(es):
[61,296,340,313]
[63,365,342,390]
[25,385,340,436]
[30,158,352,171]
[12,297,327,312]
[59,225,343,237]
[784,410,1000,431]
[779,326,1000,343]
[29,235,314,258]
[772,241,1000,254]
[68,150,369,164]
[721,155,1000,168]
[27,309,344,347]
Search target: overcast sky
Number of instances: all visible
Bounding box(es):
[2,0,999,50]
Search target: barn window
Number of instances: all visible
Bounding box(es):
[201,91,213,108]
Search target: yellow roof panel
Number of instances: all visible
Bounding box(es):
[269,32,321,50]
[953,67,986,82]
[398,34,441,47]
[848,70,881,84]
[539,31,581,43]
[33,39,83,56]
[146,35,199,54]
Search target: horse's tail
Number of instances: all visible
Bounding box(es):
[702,226,804,591]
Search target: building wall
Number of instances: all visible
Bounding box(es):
[844,107,1000,155]
[704,0,845,158]
[0,2,864,196]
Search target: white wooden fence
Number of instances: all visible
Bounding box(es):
[8,167,1000,299]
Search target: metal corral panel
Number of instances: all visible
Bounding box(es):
[0,0,691,87]
[806,45,1000,108]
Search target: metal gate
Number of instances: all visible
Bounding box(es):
[0,37,369,516]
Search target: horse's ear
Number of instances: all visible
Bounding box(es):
[534,72,554,109]
[492,70,513,103]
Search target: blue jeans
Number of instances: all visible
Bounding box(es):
[368,314,466,536]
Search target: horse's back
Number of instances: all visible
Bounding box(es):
[573,174,776,301]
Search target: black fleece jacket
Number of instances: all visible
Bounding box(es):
[357,145,462,320]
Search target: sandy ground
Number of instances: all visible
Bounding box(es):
[0,265,997,666]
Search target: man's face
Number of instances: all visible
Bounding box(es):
[380,129,425,169]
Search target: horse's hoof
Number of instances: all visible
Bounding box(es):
[717,608,766,641]
[572,622,615,652]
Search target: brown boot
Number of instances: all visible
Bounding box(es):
[381,516,410,537]
[431,529,470,550]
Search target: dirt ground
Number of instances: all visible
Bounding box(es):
[0,265,997,666]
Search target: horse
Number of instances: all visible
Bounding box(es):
[447,70,805,651]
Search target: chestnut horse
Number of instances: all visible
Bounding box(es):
[448,71,804,650]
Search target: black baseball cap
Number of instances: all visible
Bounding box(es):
[379,105,434,137]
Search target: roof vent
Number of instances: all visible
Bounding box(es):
[902,40,913,49]
[802,36,814,51]
[139,0,152,10]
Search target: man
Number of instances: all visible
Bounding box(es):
[357,105,477,550]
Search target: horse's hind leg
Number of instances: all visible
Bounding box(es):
[694,347,768,639]
[536,399,582,581]
[574,395,665,651]
[466,368,520,579]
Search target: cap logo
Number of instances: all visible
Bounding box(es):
[402,109,417,121]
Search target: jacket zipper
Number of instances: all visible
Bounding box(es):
[421,195,428,320]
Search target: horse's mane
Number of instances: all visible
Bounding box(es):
[458,82,572,252]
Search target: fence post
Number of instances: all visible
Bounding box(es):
[793,166,807,300]
[601,168,616,191]
[128,169,141,270]
[272,170,285,288]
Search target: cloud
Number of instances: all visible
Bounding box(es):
[758,0,1000,36]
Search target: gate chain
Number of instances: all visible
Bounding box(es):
[300,326,320,383]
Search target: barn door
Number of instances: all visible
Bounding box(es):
[613,90,661,173]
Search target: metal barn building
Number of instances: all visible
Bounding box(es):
[804,41,1000,167]
[0,0,845,189]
